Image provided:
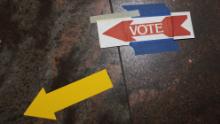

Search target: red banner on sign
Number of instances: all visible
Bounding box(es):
[103,15,190,42]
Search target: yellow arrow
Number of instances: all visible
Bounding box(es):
[24,69,113,120]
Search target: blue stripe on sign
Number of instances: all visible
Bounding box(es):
[122,3,170,17]
[130,39,179,55]
[122,3,180,55]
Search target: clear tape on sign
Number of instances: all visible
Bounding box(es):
[90,10,140,23]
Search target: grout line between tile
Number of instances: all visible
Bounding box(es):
[108,0,133,123]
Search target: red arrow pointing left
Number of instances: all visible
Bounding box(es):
[103,20,135,42]
[103,15,190,42]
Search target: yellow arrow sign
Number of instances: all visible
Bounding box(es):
[24,69,113,120]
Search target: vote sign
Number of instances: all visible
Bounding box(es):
[97,12,194,48]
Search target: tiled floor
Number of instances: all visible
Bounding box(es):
[0,0,219,124]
